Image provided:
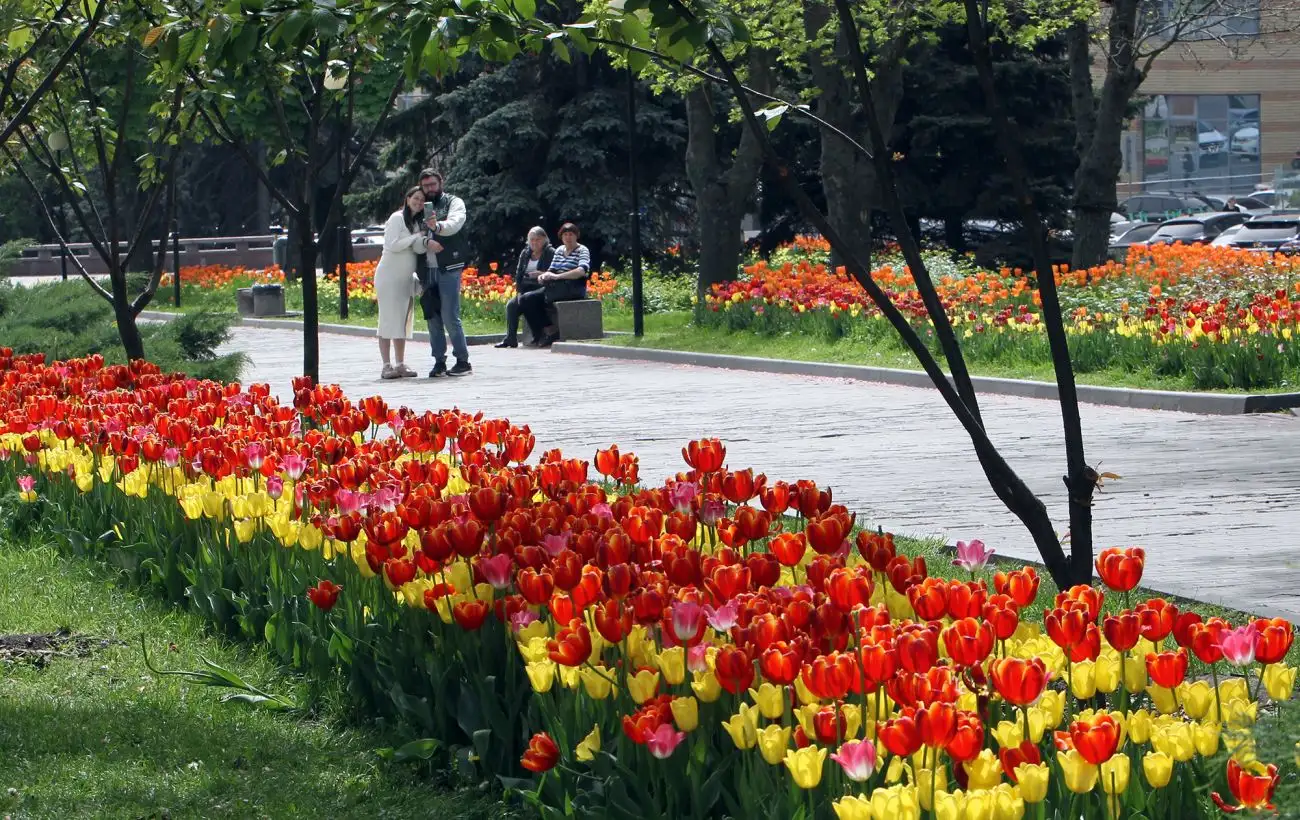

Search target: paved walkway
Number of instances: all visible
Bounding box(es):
[221,326,1300,621]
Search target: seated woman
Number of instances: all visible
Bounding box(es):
[495,226,554,348]
[374,186,429,378]
[520,222,591,347]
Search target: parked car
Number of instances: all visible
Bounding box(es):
[1145,212,1248,245]
[1209,224,1246,246]
[1107,223,1162,260]
[1277,237,1300,256]
[1225,215,1300,250]
[1119,194,1211,220]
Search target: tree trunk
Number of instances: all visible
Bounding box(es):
[294,208,319,383]
[109,267,146,361]
[1069,2,1143,270]
[683,54,770,301]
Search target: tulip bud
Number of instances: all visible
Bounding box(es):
[1143,750,1174,788]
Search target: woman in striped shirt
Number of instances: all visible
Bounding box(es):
[522,222,591,347]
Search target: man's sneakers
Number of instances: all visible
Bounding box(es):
[447,360,472,377]
[428,359,472,378]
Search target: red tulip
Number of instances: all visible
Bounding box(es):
[1145,649,1189,689]
[907,577,948,621]
[769,532,807,567]
[1137,598,1178,642]
[759,641,803,685]
[877,709,922,757]
[989,657,1048,706]
[452,599,490,631]
[1068,712,1122,764]
[1212,758,1279,814]
[1055,584,1104,623]
[896,624,939,674]
[521,731,560,773]
[993,566,1039,608]
[982,594,1020,641]
[945,710,984,762]
[306,579,342,611]
[714,645,755,694]
[548,618,593,666]
[1094,546,1145,592]
[941,617,995,667]
[1253,617,1294,665]
[999,740,1042,781]
[682,438,725,473]
[916,700,957,748]
[1103,610,1142,652]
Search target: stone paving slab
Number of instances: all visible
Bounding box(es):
[221,325,1300,621]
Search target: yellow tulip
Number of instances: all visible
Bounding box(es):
[1221,697,1258,728]
[964,789,999,820]
[1127,709,1154,744]
[1219,677,1249,705]
[915,767,947,810]
[518,635,550,663]
[933,789,964,820]
[298,523,323,550]
[1024,707,1049,743]
[756,724,791,765]
[232,518,256,543]
[794,703,819,737]
[1293,740,1299,769]
[1069,660,1098,699]
[671,696,699,732]
[1014,762,1050,803]
[1226,729,1257,763]
[1038,690,1065,732]
[576,725,600,762]
[515,620,549,645]
[525,661,555,693]
[627,668,660,705]
[841,703,862,740]
[557,663,580,690]
[692,669,722,703]
[657,646,686,685]
[625,625,657,668]
[749,683,785,720]
[722,705,759,749]
[1100,754,1131,795]
[1092,654,1123,691]
[782,746,827,789]
[1151,723,1195,763]
[1263,664,1296,702]
[1147,684,1178,715]
[868,784,920,820]
[1194,721,1221,757]
[1057,750,1099,794]
[1177,680,1214,720]
[992,720,1023,749]
[580,665,616,700]
[964,749,1002,791]
[1142,750,1173,788]
[832,795,873,820]
[989,783,1025,820]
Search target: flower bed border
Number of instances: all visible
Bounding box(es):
[550,343,1300,417]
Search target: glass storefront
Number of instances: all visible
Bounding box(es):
[1141,94,1262,195]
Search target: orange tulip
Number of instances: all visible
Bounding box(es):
[1095,546,1145,592]
[1145,649,1188,689]
[1068,712,1123,765]
[521,731,560,773]
[1212,758,1279,814]
[993,566,1040,608]
[990,656,1048,706]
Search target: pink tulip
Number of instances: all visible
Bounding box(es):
[646,723,687,759]
[668,481,699,513]
[687,643,712,673]
[479,554,513,590]
[163,447,181,469]
[704,599,739,632]
[243,442,266,470]
[17,474,34,493]
[334,489,362,516]
[1218,625,1259,667]
[590,502,614,520]
[670,601,707,644]
[952,539,994,572]
[830,739,878,782]
[372,485,401,512]
[266,476,284,500]
[282,452,307,481]
[510,609,541,632]
[697,497,725,528]
[540,532,570,558]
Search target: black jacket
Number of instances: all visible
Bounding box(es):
[514,245,554,288]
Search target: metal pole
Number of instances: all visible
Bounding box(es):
[338,123,349,320]
[56,148,68,282]
[626,65,644,338]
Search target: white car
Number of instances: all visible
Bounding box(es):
[1210,224,1246,246]
[1231,126,1259,156]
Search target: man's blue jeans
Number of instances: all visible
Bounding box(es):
[427,266,469,363]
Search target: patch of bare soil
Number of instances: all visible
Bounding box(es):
[0,627,118,668]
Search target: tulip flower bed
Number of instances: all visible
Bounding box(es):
[707,242,1300,391]
[160,263,618,328]
[1,348,1296,819]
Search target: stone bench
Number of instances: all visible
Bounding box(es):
[553,298,603,340]
[236,285,287,317]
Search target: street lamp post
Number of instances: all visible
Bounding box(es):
[48,132,70,282]
[325,66,349,319]
[626,66,644,337]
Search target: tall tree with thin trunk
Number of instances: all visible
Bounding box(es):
[1,0,106,146]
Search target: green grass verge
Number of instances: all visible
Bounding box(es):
[0,538,510,820]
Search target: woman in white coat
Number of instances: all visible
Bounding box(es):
[375,186,429,378]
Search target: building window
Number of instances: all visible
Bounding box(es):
[1141,94,1261,196]
[1152,0,1260,39]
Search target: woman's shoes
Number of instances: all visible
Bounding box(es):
[395,363,417,378]
[381,364,399,380]
[494,338,518,348]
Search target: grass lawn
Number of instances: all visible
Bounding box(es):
[0,539,511,820]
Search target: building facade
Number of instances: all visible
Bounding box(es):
[1116,2,1300,201]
